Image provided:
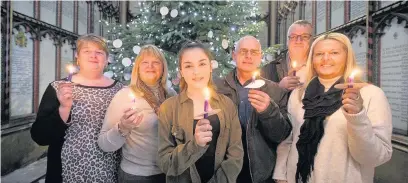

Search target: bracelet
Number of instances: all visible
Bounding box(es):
[118,123,130,137]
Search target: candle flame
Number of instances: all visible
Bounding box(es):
[204,87,210,100]
[349,69,359,79]
[292,61,297,68]
[67,65,76,74]
[252,71,259,80]
[129,91,136,101]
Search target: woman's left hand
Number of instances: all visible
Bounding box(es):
[342,87,364,114]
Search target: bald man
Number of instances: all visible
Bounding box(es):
[216,36,292,183]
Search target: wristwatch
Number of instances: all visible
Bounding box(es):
[118,123,130,137]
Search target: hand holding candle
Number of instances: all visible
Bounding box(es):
[245,71,265,89]
[203,87,210,119]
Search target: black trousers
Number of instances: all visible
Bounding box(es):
[118,168,165,183]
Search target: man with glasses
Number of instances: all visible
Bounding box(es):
[261,20,313,91]
[216,36,291,183]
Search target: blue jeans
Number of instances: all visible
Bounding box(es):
[118,168,165,183]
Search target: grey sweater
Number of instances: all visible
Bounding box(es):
[98,86,176,176]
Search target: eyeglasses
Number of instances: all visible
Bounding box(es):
[288,34,312,41]
[238,49,261,56]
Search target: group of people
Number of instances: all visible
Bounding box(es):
[31,20,393,183]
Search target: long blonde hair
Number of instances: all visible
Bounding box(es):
[129,45,169,96]
[300,33,357,98]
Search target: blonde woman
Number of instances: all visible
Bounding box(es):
[157,42,243,183]
[98,45,176,183]
[31,34,123,183]
[273,33,392,183]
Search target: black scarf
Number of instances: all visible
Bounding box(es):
[295,77,344,183]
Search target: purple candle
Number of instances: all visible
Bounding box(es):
[348,70,358,88]
[204,88,210,119]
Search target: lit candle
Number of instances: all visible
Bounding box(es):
[203,87,210,119]
[348,70,359,88]
[292,61,297,76]
[129,91,136,103]
[252,71,259,83]
[67,65,76,82]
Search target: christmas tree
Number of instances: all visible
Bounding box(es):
[102,1,281,88]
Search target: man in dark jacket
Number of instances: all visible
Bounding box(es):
[216,35,292,183]
[261,20,313,91]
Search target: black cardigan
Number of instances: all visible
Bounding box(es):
[31,83,69,183]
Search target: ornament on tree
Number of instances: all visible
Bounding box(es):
[207,31,213,38]
[124,73,131,81]
[170,9,178,18]
[108,54,115,63]
[133,45,141,54]
[266,54,273,61]
[104,71,114,78]
[122,57,132,67]
[113,39,123,48]
[211,60,218,69]
[160,6,169,18]
[222,39,229,49]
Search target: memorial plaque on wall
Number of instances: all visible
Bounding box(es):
[10,27,33,116]
[350,1,366,21]
[93,4,101,36]
[62,1,74,32]
[12,1,34,17]
[61,42,74,79]
[305,1,313,26]
[39,34,56,102]
[315,1,326,35]
[350,29,367,82]
[380,17,408,134]
[78,1,88,35]
[40,1,56,25]
[331,1,344,29]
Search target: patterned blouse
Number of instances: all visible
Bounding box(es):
[52,80,123,183]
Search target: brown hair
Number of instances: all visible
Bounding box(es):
[76,34,109,56]
[178,41,216,92]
